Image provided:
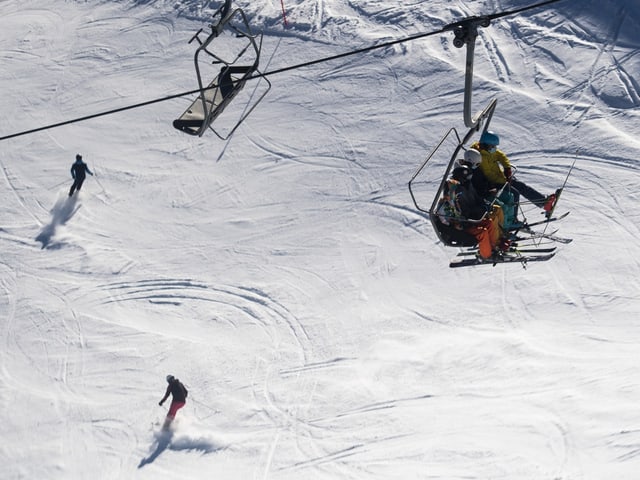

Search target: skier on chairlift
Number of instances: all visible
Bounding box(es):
[437,152,508,260]
[464,148,519,229]
[472,131,559,219]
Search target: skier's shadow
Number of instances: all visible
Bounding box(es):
[35,194,79,249]
[138,431,173,468]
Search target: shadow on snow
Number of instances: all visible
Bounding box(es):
[35,194,80,249]
[138,428,222,468]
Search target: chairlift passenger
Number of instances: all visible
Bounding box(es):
[437,152,508,259]
[472,131,559,219]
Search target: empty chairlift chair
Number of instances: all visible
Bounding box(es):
[173,0,271,139]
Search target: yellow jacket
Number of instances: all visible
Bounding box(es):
[471,141,511,185]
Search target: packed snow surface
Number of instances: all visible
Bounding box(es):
[1,0,639,478]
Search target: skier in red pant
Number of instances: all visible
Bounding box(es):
[159,375,188,429]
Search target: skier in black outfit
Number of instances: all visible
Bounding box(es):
[69,154,93,196]
[159,375,188,428]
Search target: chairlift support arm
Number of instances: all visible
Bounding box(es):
[446,16,491,129]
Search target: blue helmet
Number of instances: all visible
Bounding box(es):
[166,374,175,383]
[480,131,499,146]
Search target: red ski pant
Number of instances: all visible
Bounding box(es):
[167,401,186,419]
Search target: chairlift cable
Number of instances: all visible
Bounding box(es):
[0,0,563,142]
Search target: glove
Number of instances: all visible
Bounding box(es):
[504,167,512,180]
[159,401,163,406]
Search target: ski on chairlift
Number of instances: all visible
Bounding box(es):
[173,0,271,139]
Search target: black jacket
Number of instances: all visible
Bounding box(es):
[71,160,93,180]
[470,166,494,200]
[162,379,188,404]
[449,166,487,220]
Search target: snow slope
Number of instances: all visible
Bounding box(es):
[1,0,639,478]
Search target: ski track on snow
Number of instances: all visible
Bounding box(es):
[96,278,311,355]
[2,0,640,478]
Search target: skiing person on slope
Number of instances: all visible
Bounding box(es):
[159,375,188,428]
[471,131,559,217]
[69,154,94,196]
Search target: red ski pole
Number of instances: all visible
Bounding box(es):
[280,0,288,27]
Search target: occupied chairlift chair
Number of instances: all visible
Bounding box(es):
[408,16,501,247]
[173,0,271,139]
[408,100,500,247]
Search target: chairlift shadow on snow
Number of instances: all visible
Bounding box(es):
[35,193,80,249]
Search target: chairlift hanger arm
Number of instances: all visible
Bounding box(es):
[212,0,233,35]
[452,19,486,129]
[173,1,270,138]
[443,0,564,129]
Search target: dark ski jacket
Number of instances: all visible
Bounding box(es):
[71,159,93,180]
[161,378,188,404]
[470,164,496,201]
[449,166,488,221]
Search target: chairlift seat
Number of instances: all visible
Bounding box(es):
[434,217,478,247]
[173,65,256,136]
